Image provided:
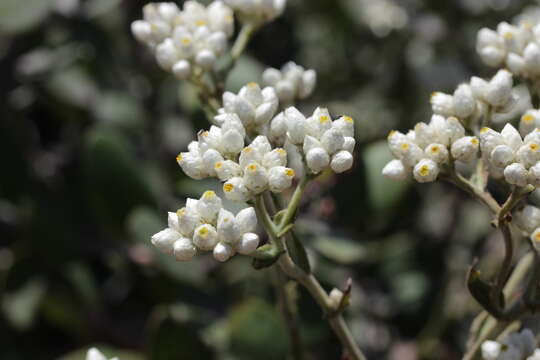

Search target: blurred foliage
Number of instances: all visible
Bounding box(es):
[0,0,535,359]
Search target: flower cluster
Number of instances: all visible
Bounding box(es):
[430,70,530,125]
[383,115,477,182]
[477,18,540,78]
[382,67,539,185]
[479,124,540,186]
[86,348,118,360]
[262,62,317,104]
[220,82,279,131]
[482,329,539,360]
[223,0,286,24]
[151,191,260,262]
[270,107,355,174]
[131,1,234,78]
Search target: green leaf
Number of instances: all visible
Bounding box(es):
[466,265,505,318]
[313,235,367,264]
[285,232,311,274]
[2,277,46,330]
[251,245,284,270]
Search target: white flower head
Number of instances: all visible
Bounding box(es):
[224,0,286,24]
[222,83,279,129]
[262,62,317,103]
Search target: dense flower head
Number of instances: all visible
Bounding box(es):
[481,329,537,360]
[131,1,234,77]
[151,191,260,262]
[269,107,356,174]
[476,17,540,78]
[224,0,286,24]
[383,115,475,183]
[262,62,317,104]
[219,82,279,130]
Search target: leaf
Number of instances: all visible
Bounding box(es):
[285,232,311,274]
[2,277,46,330]
[251,245,284,270]
[466,265,505,318]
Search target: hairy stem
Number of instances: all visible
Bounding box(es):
[231,22,257,61]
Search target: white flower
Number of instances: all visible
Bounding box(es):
[262,62,317,103]
[224,0,286,23]
[382,159,408,181]
[504,162,528,186]
[527,349,540,360]
[515,205,540,233]
[430,92,454,117]
[132,1,234,76]
[222,82,279,129]
[485,69,513,107]
[481,340,502,360]
[413,158,439,183]
[451,136,479,163]
[519,110,540,137]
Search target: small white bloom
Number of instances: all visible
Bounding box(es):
[243,162,269,193]
[86,348,109,360]
[223,177,250,202]
[485,69,513,107]
[451,136,479,162]
[215,160,242,181]
[517,142,540,168]
[490,145,515,168]
[453,84,476,118]
[237,233,260,255]
[236,207,257,233]
[193,223,219,251]
[328,288,344,310]
[481,340,502,360]
[504,162,529,187]
[213,242,235,262]
[306,147,330,173]
[382,159,407,181]
[217,208,241,244]
[430,92,454,116]
[151,228,180,254]
[173,237,197,261]
[320,128,345,155]
[331,150,354,173]
[268,166,295,192]
[172,60,192,79]
[520,110,540,137]
[413,159,439,183]
[262,148,288,168]
[285,107,307,145]
[197,191,222,222]
[515,205,540,233]
[424,143,449,164]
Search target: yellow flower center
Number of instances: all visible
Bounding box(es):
[535,232,540,242]
[176,153,183,162]
[523,114,534,123]
[343,116,354,124]
[503,32,513,40]
[247,164,258,171]
[531,143,539,151]
[215,162,223,169]
[276,148,286,155]
[431,146,440,153]
[198,226,209,236]
[181,38,191,45]
[480,127,490,134]
[471,138,479,146]
[243,147,252,153]
[196,19,207,26]
[285,168,295,177]
[319,115,330,123]
[401,143,410,150]
[247,82,258,88]
[419,165,430,177]
[203,190,216,199]
[223,183,234,192]
[176,208,186,217]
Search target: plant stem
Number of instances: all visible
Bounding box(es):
[231,22,257,61]
[253,192,367,360]
[279,175,310,229]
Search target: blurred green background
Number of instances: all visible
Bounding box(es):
[0,0,536,359]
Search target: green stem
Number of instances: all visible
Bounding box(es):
[253,194,367,360]
[279,175,310,229]
[231,22,257,61]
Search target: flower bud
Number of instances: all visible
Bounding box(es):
[430,92,454,116]
[479,127,505,155]
[501,123,523,150]
[193,224,219,251]
[517,142,540,167]
[262,68,282,86]
[223,177,250,202]
[342,137,356,153]
[177,152,206,179]
[530,228,540,252]
[173,237,197,261]
[481,340,502,360]
[306,147,330,173]
[331,151,354,173]
[151,228,179,254]
[524,42,540,75]
[236,207,257,233]
[131,20,153,43]
[217,209,241,244]
[155,38,179,70]
[490,145,514,168]
[202,149,224,176]
[237,233,260,255]
[213,242,235,262]
[321,128,345,155]
[424,143,449,164]
[515,205,540,233]
[221,129,244,154]
[328,288,344,310]
[243,162,268,193]
[485,69,513,107]
[285,107,307,144]
[197,191,222,222]
[268,166,295,192]
[413,159,439,183]
[332,116,355,138]
[451,136,479,163]
[172,60,191,79]
[215,160,242,181]
[504,162,528,187]
[453,84,476,118]
[519,110,540,137]
[176,206,201,237]
[299,69,317,99]
[382,159,407,181]
[529,162,540,187]
[263,148,287,168]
